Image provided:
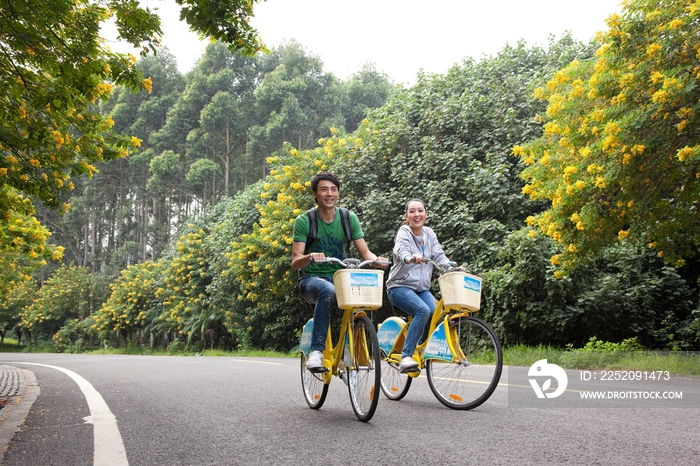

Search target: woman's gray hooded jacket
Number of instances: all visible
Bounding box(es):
[386,225,450,292]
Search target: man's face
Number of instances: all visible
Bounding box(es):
[313,180,339,208]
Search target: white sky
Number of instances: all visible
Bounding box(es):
[110,0,622,85]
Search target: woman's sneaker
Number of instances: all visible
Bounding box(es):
[398,356,418,373]
[306,350,325,372]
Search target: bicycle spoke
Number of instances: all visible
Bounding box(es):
[347,315,380,421]
[426,316,502,410]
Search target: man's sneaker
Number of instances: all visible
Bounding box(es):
[306,350,325,372]
[398,356,419,373]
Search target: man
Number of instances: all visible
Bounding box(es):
[291,171,386,371]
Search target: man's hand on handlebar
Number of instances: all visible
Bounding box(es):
[308,252,326,264]
[372,256,390,269]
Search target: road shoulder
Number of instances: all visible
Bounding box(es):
[0,365,39,462]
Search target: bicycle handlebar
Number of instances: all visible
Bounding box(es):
[312,257,391,269]
[423,259,469,274]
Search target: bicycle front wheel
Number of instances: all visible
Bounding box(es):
[379,349,412,401]
[426,316,502,410]
[301,352,328,409]
[346,314,381,422]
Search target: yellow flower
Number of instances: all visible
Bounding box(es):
[677,147,693,162]
[617,230,629,240]
[646,43,662,57]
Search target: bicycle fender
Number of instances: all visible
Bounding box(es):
[376,316,406,354]
[299,319,314,356]
[423,319,453,362]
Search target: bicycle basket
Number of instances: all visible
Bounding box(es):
[333,269,384,310]
[438,271,482,311]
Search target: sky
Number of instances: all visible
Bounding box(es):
[109,0,623,85]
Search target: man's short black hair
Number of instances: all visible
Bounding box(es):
[311,171,340,193]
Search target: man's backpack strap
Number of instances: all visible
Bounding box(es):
[303,208,318,256]
[339,207,352,255]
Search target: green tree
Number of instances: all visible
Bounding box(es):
[515,0,700,269]
[340,63,393,132]
[336,36,597,270]
[248,41,345,174]
[1,0,266,291]
[198,91,244,196]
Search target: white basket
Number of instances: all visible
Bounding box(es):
[334,269,384,310]
[438,271,482,311]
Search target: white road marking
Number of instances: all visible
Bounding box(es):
[228,359,284,365]
[13,362,128,466]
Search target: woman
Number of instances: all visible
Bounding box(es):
[386,199,454,373]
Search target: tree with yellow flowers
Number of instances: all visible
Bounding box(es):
[515,0,700,269]
[0,189,63,301]
[224,131,354,349]
[156,224,217,349]
[0,0,267,299]
[19,265,92,344]
[94,260,164,348]
[0,278,36,343]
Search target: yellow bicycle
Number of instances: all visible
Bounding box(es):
[377,261,502,410]
[299,258,389,422]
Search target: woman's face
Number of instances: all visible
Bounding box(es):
[405,201,427,230]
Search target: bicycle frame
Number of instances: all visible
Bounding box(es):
[299,257,387,421]
[379,298,470,377]
[299,306,371,385]
[378,261,502,409]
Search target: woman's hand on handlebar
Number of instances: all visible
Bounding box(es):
[408,254,424,264]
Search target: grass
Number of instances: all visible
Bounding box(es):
[0,339,295,358]
[2,339,699,376]
[503,344,700,376]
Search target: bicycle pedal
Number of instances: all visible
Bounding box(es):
[309,366,329,374]
[399,365,419,374]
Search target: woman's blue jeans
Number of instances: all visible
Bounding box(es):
[299,276,337,352]
[387,287,436,358]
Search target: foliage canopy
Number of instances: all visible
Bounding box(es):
[516,0,700,269]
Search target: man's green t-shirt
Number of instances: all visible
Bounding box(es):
[293,207,364,277]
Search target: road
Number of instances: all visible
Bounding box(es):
[0,353,698,465]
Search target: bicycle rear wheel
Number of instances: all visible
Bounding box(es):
[425,315,502,410]
[301,352,328,409]
[346,314,381,421]
[379,349,412,401]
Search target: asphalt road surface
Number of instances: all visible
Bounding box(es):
[0,353,698,465]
